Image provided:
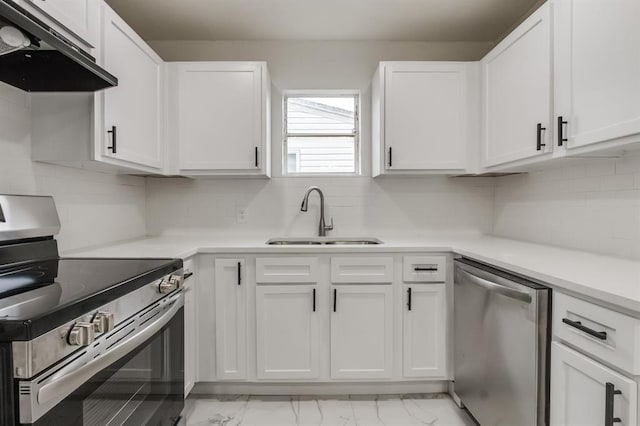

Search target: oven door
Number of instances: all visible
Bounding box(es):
[18,292,184,426]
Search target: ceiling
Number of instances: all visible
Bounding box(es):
[105,0,542,42]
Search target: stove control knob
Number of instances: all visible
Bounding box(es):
[92,311,115,334]
[169,275,182,289]
[68,322,95,346]
[158,278,174,294]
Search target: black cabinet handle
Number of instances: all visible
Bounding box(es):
[333,288,337,313]
[388,147,392,167]
[407,287,412,311]
[183,272,194,280]
[414,267,438,272]
[557,116,568,146]
[605,382,622,426]
[107,125,117,153]
[562,318,607,340]
[255,147,259,168]
[237,262,242,285]
[536,123,546,151]
[312,288,316,312]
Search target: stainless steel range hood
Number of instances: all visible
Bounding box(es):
[0,0,117,92]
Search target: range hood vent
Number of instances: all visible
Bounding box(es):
[0,0,117,92]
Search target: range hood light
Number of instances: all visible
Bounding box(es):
[0,25,30,56]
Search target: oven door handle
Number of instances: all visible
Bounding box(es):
[37,292,184,405]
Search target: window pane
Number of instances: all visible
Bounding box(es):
[287,136,355,173]
[287,97,355,135]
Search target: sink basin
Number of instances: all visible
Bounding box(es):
[266,237,383,246]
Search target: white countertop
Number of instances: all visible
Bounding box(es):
[65,234,640,314]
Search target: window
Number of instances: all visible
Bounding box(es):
[284,93,359,175]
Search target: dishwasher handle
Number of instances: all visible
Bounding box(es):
[457,268,532,304]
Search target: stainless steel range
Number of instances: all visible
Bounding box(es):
[0,195,184,426]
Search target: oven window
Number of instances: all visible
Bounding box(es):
[34,308,184,426]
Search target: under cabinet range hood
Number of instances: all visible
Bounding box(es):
[0,0,117,92]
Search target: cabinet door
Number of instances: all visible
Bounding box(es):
[183,273,196,396]
[482,3,553,167]
[256,286,320,380]
[550,342,637,426]
[177,62,267,172]
[214,259,247,380]
[403,284,447,378]
[23,0,97,48]
[555,0,640,149]
[330,285,393,379]
[101,6,164,170]
[383,62,469,171]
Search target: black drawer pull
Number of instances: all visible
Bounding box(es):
[414,267,438,272]
[536,123,546,151]
[557,116,568,146]
[562,318,607,340]
[605,382,622,426]
[237,262,242,285]
[407,287,412,311]
[183,272,194,280]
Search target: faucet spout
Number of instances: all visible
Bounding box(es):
[300,186,334,237]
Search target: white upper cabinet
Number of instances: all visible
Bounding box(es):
[554,0,640,151]
[481,3,553,168]
[372,62,478,176]
[19,0,98,50]
[168,62,271,176]
[100,5,164,170]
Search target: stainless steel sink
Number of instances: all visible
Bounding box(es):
[266,237,383,246]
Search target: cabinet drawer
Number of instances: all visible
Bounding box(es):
[403,256,446,282]
[554,292,640,374]
[331,257,393,284]
[256,257,319,284]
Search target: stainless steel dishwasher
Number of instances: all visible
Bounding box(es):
[453,258,551,426]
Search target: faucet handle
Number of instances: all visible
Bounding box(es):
[325,217,334,232]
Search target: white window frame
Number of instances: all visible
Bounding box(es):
[283,90,361,176]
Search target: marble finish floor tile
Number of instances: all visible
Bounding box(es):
[182,394,476,426]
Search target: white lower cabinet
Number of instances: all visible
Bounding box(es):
[330,285,394,379]
[403,284,447,378]
[214,259,247,380]
[256,285,320,380]
[551,342,638,426]
[183,259,196,396]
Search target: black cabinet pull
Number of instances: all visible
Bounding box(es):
[333,288,337,313]
[536,123,546,151]
[237,262,242,285]
[312,288,316,312]
[255,147,259,168]
[557,116,568,146]
[562,318,607,340]
[107,125,117,153]
[388,147,392,167]
[407,287,412,311]
[605,382,622,426]
[414,267,438,272]
[183,272,194,280]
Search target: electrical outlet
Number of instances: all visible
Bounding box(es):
[236,205,247,224]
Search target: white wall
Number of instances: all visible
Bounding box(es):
[146,40,495,238]
[493,153,640,259]
[0,83,147,252]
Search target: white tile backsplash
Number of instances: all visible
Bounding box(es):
[493,154,640,259]
[146,176,495,238]
[0,83,147,252]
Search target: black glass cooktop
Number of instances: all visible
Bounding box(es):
[0,257,181,341]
